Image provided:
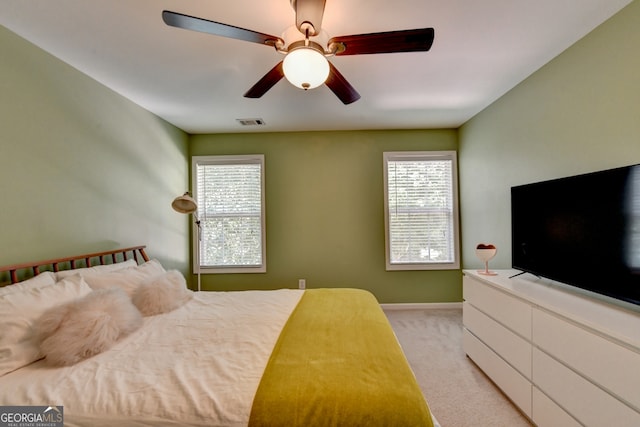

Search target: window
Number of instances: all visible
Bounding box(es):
[192,155,266,273]
[383,151,460,270]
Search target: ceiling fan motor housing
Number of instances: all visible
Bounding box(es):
[290,0,327,36]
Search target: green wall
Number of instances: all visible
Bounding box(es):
[459,0,640,269]
[5,0,636,301]
[190,130,461,303]
[0,25,191,275]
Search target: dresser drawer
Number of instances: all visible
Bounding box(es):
[533,348,640,426]
[463,275,531,339]
[532,386,581,427]
[464,302,531,378]
[463,328,532,417]
[533,308,640,412]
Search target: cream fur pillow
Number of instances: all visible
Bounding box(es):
[0,275,92,376]
[37,288,143,366]
[132,270,193,317]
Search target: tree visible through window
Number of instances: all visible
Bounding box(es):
[193,155,266,273]
[383,151,460,270]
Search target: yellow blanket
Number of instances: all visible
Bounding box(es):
[249,288,434,427]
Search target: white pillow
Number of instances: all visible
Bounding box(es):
[55,259,137,280]
[132,270,193,316]
[0,272,56,297]
[81,259,166,297]
[0,276,92,376]
[38,287,143,366]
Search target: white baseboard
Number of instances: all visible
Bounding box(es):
[381,302,463,311]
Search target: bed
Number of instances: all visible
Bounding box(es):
[0,246,438,427]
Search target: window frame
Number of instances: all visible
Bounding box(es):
[191,154,266,274]
[383,151,460,271]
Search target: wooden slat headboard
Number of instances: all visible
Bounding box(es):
[0,246,149,285]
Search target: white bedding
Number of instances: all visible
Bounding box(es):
[0,289,304,427]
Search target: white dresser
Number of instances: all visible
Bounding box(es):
[462,270,640,426]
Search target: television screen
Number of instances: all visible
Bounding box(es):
[511,164,640,306]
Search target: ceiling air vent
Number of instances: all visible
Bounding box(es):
[236,118,266,126]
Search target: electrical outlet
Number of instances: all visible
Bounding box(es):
[298,279,306,290]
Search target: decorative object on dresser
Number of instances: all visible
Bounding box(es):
[172,191,202,291]
[475,243,497,276]
[463,269,640,427]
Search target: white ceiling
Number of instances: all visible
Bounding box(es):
[0,0,632,134]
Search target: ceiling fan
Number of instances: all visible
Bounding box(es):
[162,0,434,104]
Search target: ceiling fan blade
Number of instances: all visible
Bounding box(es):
[329,28,434,56]
[325,62,360,105]
[163,10,284,47]
[244,62,285,98]
[292,0,326,36]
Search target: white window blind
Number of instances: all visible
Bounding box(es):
[193,155,265,273]
[383,151,460,270]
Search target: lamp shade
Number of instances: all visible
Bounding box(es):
[172,192,197,214]
[283,44,329,90]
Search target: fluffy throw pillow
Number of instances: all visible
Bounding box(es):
[132,270,193,317]
[81,259,166,297]
[38,287,143,366]
[0,275,92,376]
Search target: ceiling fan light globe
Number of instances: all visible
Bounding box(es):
[283,47,329,90]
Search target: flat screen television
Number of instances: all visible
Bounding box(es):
[511,164,640,306]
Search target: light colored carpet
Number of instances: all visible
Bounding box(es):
[384,308,533,427]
